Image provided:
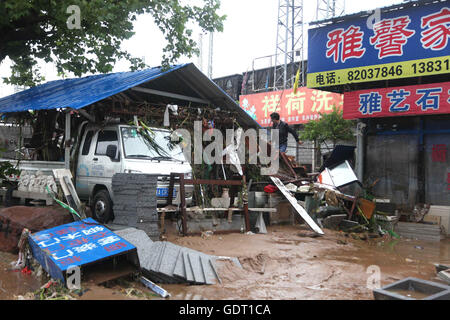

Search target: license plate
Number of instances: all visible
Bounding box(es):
[156,187,176,197]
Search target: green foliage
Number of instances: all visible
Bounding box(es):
[300,105,355,147]
[0,161,21,183]
[1,0,226,86]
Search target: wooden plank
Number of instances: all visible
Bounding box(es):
[270,176,324,235]
[53,169,86,219]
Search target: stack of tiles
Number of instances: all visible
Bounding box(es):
[112,173,160,240]
[395,222,444,242]
[115,227,242,285]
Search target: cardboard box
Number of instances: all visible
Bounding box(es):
[271,200,293,225]
[423,215,441,225]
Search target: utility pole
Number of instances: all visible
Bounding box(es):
[198,32,204,73]
[208,32,214,79]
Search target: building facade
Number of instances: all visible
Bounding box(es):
[307,0,450,209]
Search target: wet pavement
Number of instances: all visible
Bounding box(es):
[0,225,448,300]
[161,226,449,300]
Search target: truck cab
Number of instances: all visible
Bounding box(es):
[75,124,193,223]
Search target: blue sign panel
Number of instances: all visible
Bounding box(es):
[307,2,450,87]
[29,218,136,282]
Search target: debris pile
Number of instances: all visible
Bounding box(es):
[266,147,404,240]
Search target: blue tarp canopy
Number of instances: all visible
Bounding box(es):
[0,63,260,128]
[0,64,187,113]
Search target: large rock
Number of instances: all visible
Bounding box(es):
[0,206,74,253]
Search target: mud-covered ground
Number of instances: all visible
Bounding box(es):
[0,224,449,300]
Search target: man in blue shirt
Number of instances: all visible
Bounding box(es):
[270,112,302,153]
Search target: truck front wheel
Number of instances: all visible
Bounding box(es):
[92,190,113,223]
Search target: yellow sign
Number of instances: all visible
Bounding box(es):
[307,55,450,88]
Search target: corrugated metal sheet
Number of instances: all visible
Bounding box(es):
[0,63,261,128]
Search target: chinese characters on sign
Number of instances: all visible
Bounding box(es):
[307,2,450,87]
[421,8,450,50]
[31,218,133,269]
[432,144,447,163]
[326,25,366,63]
[370,16,415,59]
[343,81,450,119]
[240,87,343,127]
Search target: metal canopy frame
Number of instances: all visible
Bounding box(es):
[131,86,210,104]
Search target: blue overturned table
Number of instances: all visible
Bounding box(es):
[28,218,139,285]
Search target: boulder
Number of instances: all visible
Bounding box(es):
[0,206,74,253]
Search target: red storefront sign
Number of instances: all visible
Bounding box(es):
[344,81,450,119]
[239,88,343,127]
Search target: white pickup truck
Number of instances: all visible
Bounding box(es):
[2,123,194,223]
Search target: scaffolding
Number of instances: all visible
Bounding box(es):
[273,0,305,91]
[315,0,346,22]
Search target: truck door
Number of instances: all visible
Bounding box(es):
[76,130,94,199]
[89,129,122,194]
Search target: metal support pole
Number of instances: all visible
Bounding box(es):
[179,174,187,236]
[242,176,250,233]
[65,111,71,170]
[283,0,289,89]
[356,121,366,181]
[312,140,316,172]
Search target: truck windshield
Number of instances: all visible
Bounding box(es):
[120,127,186,162]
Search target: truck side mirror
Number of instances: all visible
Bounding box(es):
[106,145,117,159]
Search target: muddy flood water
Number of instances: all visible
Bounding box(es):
[1,225,449,300]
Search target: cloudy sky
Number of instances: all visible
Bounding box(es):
[118,0,403,78]
[0,0,403,97]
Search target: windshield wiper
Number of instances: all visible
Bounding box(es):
[151,156,183,162]
[127,155,153,159]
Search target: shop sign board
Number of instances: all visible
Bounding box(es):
[28,218,137,282]
[239,87,343,127]
[343,81,450,119]
[307,1,450,88]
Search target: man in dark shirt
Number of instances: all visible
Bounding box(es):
[270,112,302,153]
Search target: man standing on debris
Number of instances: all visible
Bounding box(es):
[270,112,302,153]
